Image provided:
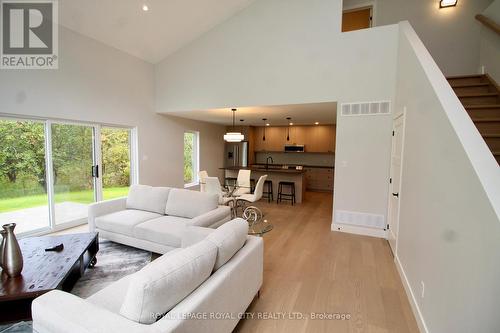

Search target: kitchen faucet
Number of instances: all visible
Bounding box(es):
[266,156,274,170]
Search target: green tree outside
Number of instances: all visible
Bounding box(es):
[184,132,194,183]
[0,120,131,212]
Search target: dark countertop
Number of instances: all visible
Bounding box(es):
[220,166,306,174]
[252,163,334,169]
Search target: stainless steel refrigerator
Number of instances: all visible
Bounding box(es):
[224,141,249,167]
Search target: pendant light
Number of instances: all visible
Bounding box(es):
[286,117,292,141]
[224,108,244,142]
[262,118,267,141]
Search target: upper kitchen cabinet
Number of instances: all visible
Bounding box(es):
[307,125,336,153]
[253,125,335,153]
[254,126,286,152]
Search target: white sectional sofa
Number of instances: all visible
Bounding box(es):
[88,185,232,254]
[32,219,263,333]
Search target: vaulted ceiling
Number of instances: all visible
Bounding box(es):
[59,0,256,63]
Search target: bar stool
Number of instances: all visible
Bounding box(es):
[262,180,274,203]
[277,181,296,205]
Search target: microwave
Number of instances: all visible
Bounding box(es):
[284,144,305,153]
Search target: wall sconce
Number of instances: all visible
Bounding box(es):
[440,0,457,8]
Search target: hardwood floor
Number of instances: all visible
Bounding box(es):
[54,191,419,332]
[235,191,419,333]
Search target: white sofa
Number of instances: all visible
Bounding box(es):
[32,219,263,333]
[88,185,232,254]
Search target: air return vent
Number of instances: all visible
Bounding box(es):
[334,210,386,230]
[341,101,391,116]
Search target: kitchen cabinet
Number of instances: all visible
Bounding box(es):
[253,125,335,153]
[254,126,286,151]
[304,167,334,192]
[306,126,335,153]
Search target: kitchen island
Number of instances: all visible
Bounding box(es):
[221,165,306,203]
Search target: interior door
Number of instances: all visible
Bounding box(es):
[342,7,372,32]
[388,112,405,254]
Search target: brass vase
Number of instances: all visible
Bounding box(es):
[2,223,23,278]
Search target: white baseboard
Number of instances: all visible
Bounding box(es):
[394,255,429,333]
[331,223,387,238]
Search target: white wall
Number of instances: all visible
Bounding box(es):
[0,27,226,188]
[334,113,392,227]
[394,22,500,333]
[343,0,494,76]
[479,0,500,83]
[155,0,399,230]
[155,0,399,112]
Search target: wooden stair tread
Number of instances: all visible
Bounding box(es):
[473,118,500,122]
[493,151,500,155]
[457,92,498,98]
[465,104,500,109]
[447,74,485,80]
[482,134,500,138]
[450,82,490,88]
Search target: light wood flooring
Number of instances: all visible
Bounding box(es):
[56,191,419,333]
[235,191,419,333]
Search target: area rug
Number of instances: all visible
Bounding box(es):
[0,240,152,332]
[72,239,152,298]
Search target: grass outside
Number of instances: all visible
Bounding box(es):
[0,187,129,213]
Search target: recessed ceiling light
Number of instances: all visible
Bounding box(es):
[315,122,319,125]
[440,0,457,8]
[142,4,149,11]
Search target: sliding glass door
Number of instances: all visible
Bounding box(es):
[101,127,131,200]
[0,119,50,234]
[0,117,135,236]
[51,123,97,226]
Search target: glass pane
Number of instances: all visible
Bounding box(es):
[0,119,50,234]
[184,132,195,184]
[101,127,131,200]
[51,123,95,225]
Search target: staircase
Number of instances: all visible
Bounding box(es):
[447,74,500,165]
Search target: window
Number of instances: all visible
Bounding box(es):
[0,119,50,234]
[0,116,137,236]
[184,131,199,186]
[101,127,132,200]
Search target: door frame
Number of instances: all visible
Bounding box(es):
[387,108,406,255]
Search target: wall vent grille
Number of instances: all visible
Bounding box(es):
[334,210,386,230]
[341,101,391,116]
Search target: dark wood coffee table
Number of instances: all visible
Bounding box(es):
[0,232,99,323]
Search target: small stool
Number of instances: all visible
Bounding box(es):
[277,181,296,205]
[263,180,274,203]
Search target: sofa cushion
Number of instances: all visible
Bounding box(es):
[165,189,218,219]
[119,240,217,324]
[133,216,191,248]
[206,218,248,271]
[95,210,162,236]
[126,185,171,214]
[87,275,132,314]
[87,248,183,314]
